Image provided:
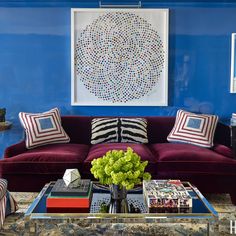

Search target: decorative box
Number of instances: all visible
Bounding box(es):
[143,179,192,213]
[46,179,93,213]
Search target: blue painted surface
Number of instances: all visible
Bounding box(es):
[0,2,236,158]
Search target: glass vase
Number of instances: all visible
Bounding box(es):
[109,184,129,213]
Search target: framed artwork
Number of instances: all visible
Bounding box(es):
[231,33,236,93]
[71,8,169,106]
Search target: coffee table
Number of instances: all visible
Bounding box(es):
[24,181,219,235]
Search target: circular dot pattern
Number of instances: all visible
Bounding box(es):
[75,12,165,103]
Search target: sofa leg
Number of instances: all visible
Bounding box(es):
[230,193,236,205]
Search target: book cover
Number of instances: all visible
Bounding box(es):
[50,179,91,197]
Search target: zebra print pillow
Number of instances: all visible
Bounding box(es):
[91,118,119,144]
[120,118,148,144]
[91,118,148,144]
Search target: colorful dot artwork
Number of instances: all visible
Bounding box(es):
[75,12,165,103]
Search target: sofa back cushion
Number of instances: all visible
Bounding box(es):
[60,115,230,147]
[61,116,93,145]
[61,116,175,145]
[146,117,176,144]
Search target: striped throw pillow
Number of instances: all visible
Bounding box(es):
[0,178,7,229]
[167,110,218,148]
[91,118,148,144]
[0,179,7,201]
[0,179,18,229]
[91,118,119,144]
[19,108,70,149]
[120,118,148,143]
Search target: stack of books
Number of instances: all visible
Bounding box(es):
[231,113,236,124]
[46,179,92,213]
[143,179,192,213]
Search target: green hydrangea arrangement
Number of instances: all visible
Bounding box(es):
[90,147,151,190]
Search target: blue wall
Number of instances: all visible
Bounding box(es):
[1,1,236,157]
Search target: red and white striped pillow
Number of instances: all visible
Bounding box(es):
[19,108,70,149]
[0,179,7,201]
[167,110,218,148]
[0,178,18,229]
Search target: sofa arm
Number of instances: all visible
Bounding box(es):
[213,144,235,159]
[4,141,27,158]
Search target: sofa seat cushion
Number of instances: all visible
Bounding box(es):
[0,144,89,174]
[150,143,236,175]
[83,143,157,175]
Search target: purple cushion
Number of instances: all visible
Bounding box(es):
[0,144,90,174]
[150,143,236,174]
[84,143,157,176]
[85,143,155,162]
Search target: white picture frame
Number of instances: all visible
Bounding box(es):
[71,8,169,106]
[230,33,236,93]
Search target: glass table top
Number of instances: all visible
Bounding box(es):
[25,181,218,223]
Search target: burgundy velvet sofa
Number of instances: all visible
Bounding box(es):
[0,116,236,204]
